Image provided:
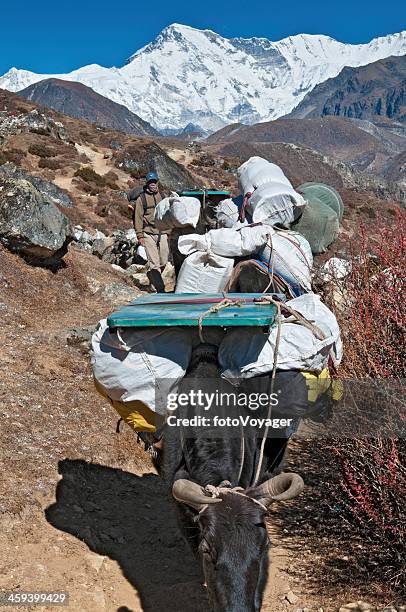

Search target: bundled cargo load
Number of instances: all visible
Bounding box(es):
[175,251,234,293]
[237,157,306,227]
[258,228,313,294]
[213,198,240,228]
[178,224,272,258]
[154,193,201,230]
[219,293,342,381]
[293,183,342,254]
[91,320,193,418]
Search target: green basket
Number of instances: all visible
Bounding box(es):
[298,182,344,221]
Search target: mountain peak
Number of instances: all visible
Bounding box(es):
[2,26,406,131]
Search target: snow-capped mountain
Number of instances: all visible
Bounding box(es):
[1,24,406,131]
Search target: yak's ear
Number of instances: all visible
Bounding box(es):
[250,473,304,506]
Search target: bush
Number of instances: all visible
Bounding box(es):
[103,170,120,190]
[38,158,62,170]
[322,212,406,599]
[28,143,57,158]
[337,212,405,378]
[29,127,49,136]
[74,166,105,187]
[0,148,26,165]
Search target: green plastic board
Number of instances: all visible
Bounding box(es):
[107,293,283,329]
[180,190,231,197]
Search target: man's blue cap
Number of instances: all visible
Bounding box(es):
[145,171,159,183]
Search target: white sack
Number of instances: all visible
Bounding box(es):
[259,229,313,292]
[238,157,290,194]
[91,320,193,413]
[175,251,234,293]
[237,157,306,227]
[155,194,201,230]
[178,225,272,258]
[136,245,147,262]
[220,293,342,381]
[215,198,240,228]
[248,181,306,227]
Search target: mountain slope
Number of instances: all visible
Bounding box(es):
[206,115,406,174]
[1,25,406,130]
[288,55,406,121]
[18,78,158,137]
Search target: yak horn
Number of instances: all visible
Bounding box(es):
[172,479,223,511]
[253,473,304,504]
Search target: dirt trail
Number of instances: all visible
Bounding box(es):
[0,455,304,612]
[75,144,112,176]
[166,147,193,165]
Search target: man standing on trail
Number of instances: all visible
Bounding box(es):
[128,171,169,293]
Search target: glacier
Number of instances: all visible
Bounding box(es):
[1,24,406,131]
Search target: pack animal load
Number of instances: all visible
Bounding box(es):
[175,225,273,294]
[154,193,201,230]
[91,320,193,430]
[91,293,342,431]
[257,228,313,294]
[212,198,240,228]
[237,156,306,227]
[219,293,342,382]
[175,224,312,297]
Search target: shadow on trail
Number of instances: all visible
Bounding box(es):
[46,459,207,612]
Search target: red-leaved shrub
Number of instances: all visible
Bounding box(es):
[324,211,406,598]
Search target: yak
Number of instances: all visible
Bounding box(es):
[159,343,304,612]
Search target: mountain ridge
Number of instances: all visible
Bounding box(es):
[18,78,158,137]
[288,54,406,121]
[1,24,406,130]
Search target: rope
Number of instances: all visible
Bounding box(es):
[251,295,327,486]
[236,427,245,485]
[262,235,275,294]
[202,483,268,513]
[252,300,282,486]
[255,296,327,341]
[197,297,243,343]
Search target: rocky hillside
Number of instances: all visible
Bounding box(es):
[2,25,406,130]
[206,115,406,176]
[0,88,200,234]
[0,85,403,247]
[18,78,158,137]
[383,149,406,184]
[288,55,406,122]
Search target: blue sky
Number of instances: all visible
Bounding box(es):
[1,0,404,75]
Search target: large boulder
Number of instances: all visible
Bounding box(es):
[114,142,200,191]
[0,177,72,263]
[0,163,72,208]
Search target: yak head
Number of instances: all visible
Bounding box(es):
[172,473,304,612]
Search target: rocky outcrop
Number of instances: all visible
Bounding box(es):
[114,142,200,191]
[0,163,72,207]
[72,226,149,267]
[0,177,72,263]
[0,108,68,140]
